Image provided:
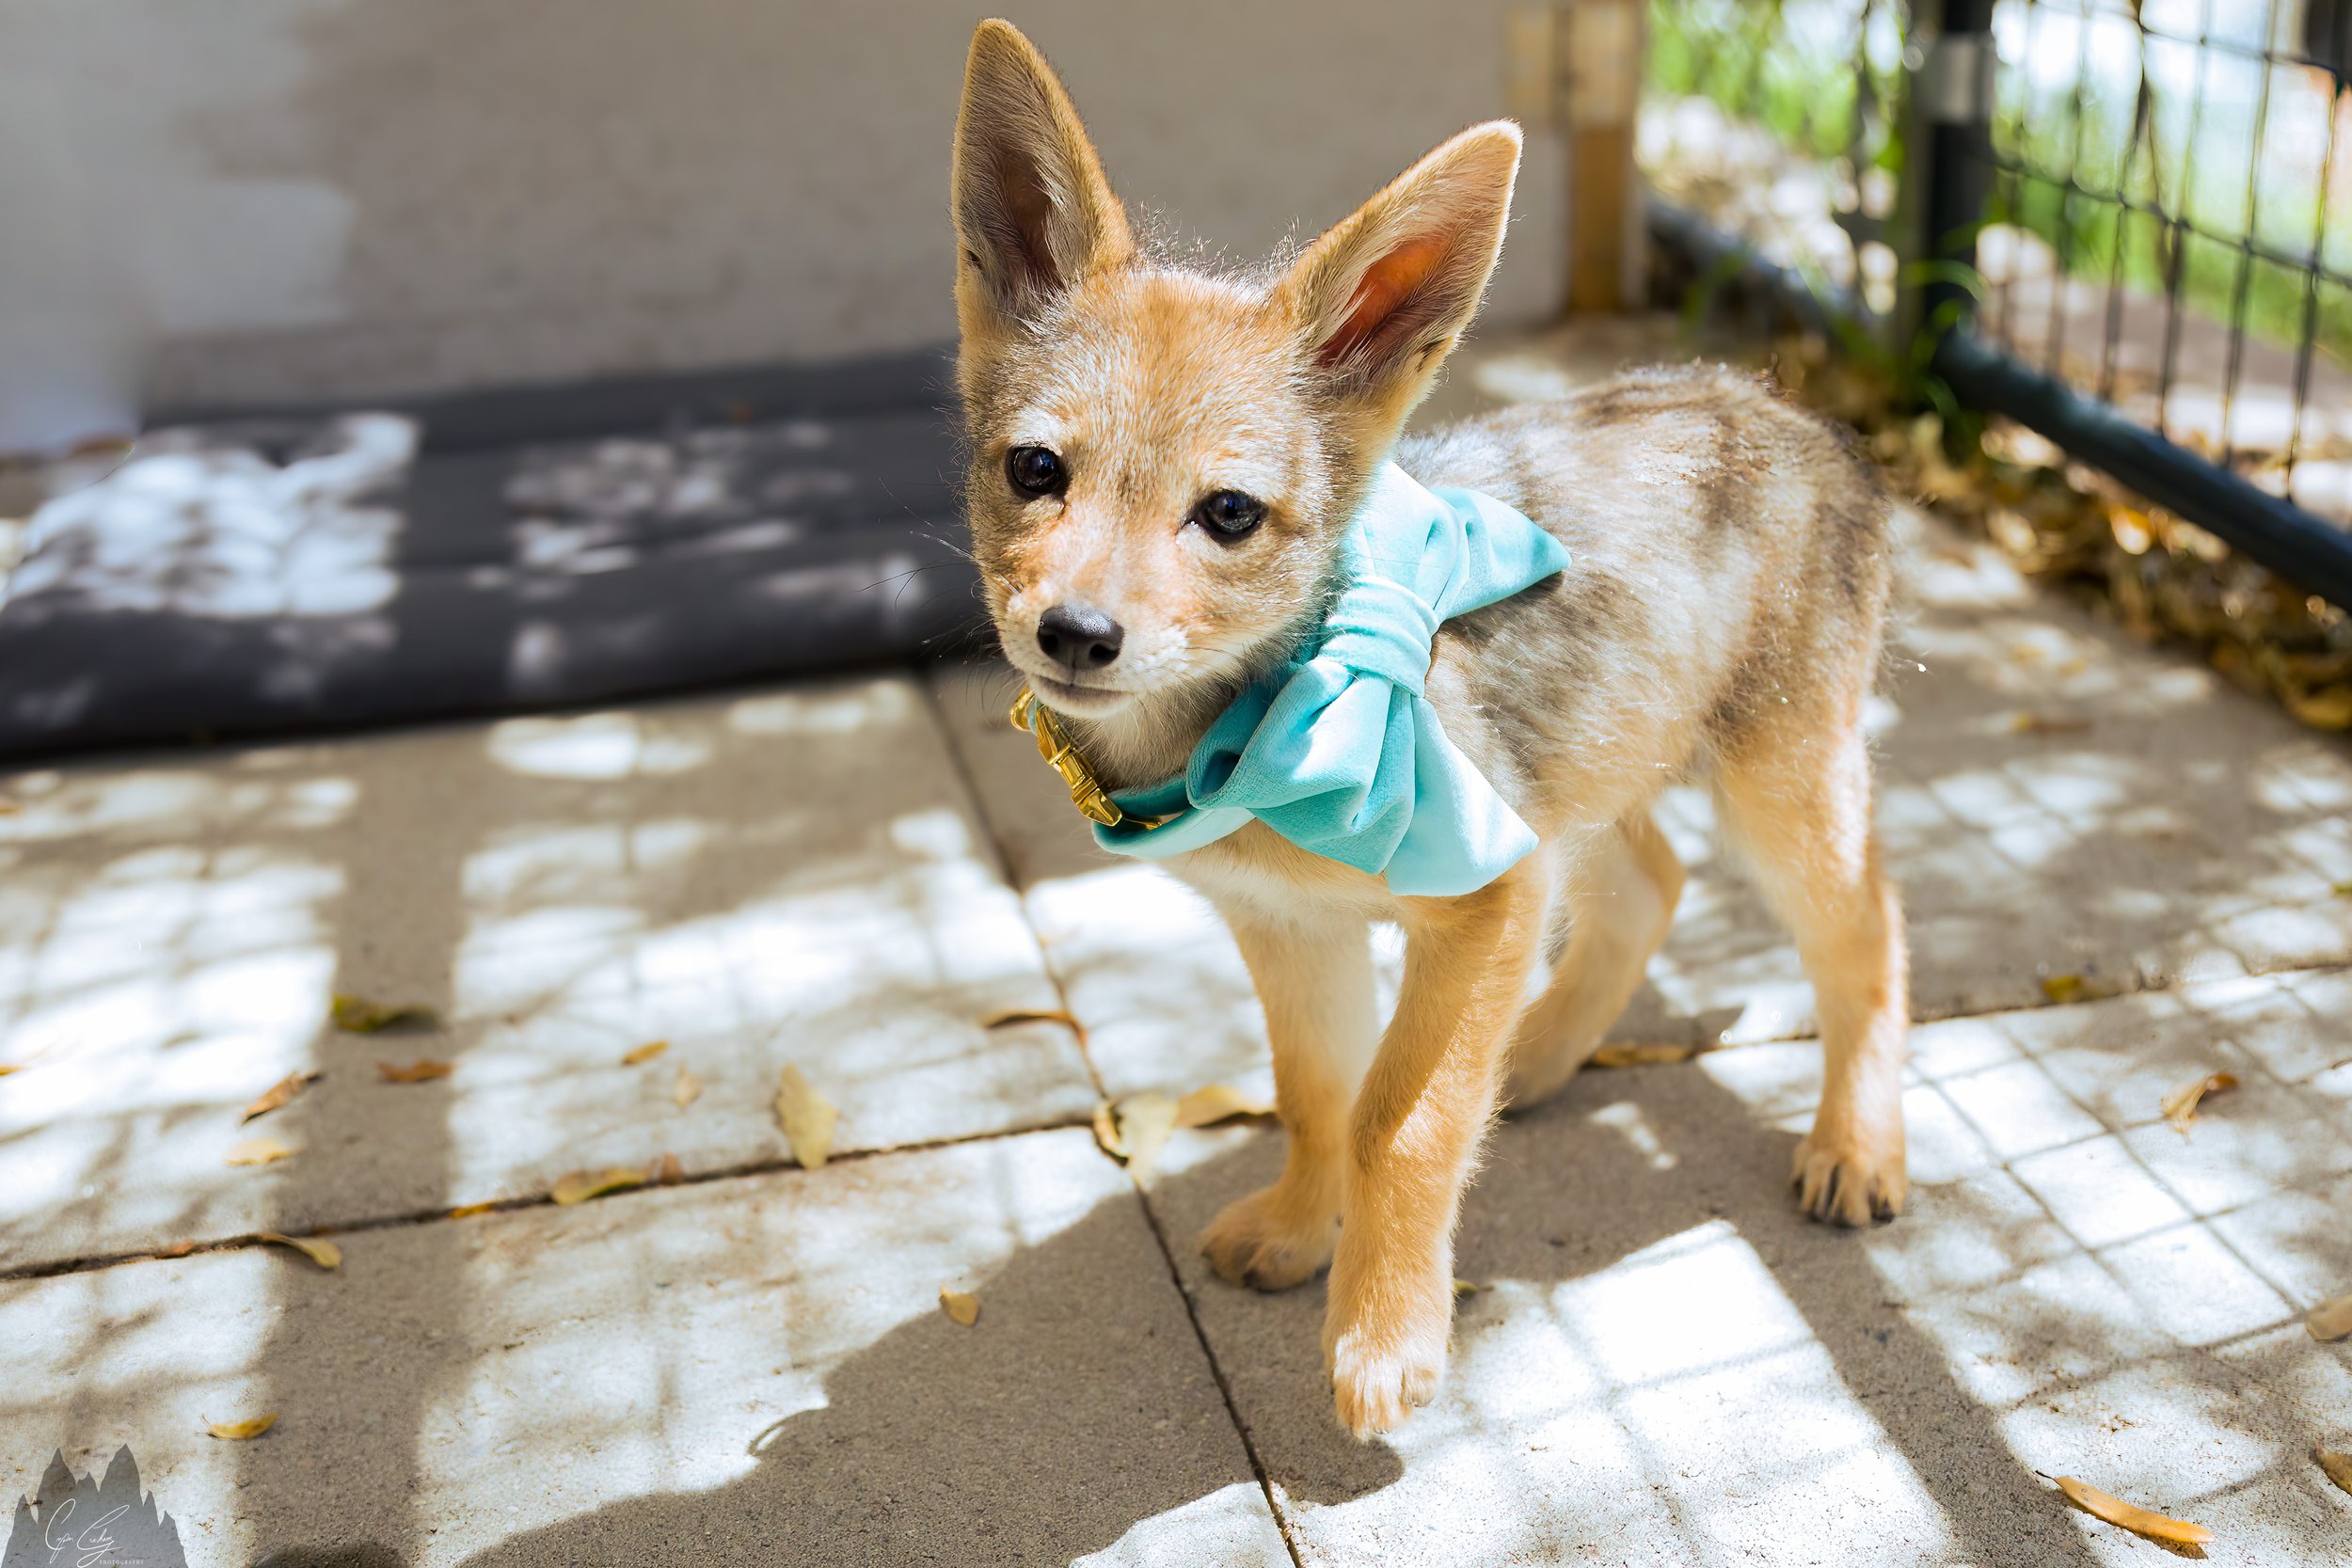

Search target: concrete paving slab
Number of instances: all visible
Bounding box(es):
[0,674,1098,1271]
[1135,975,2350,1566]
[0,1130,1292,1568]
[928,662,1292,1105]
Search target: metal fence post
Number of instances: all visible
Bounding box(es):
[1915,0,1995,340]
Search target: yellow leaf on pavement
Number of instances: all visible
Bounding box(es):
[2316,1448,2352,1498]
[243,1071,317,1122]
[377,1059,453,1083]
[2052,1477,2212,1546]
[2160,1069,2239,1133]
[329,994,439,1034]
[939,1287,980,1326]
[550,1166,647,1205]
[449,1202,495,1219]
[1091,1101,1124,1157]
[2041,974,2121,1006]
[622,1041,668,1066]
[2287,686,2352,731]
[1173,1084,1274,1129]
[226,1138,294,1166]
[258,1232,342,1270]
[2306,1292,2352,1342]
[982,1007,1087,1045]
[775,1065,838,1169]
[673,1064,702,1109]
[206,1416,277,1441]
[1591,1042,1700,1069]
[0,1065,20,1076]
[1112,1093,1179,1185]
[2009,710,2091,735]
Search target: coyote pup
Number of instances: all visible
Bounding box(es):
[952,20,1907,1438]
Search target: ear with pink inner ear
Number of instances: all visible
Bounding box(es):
[1279,122,1524,427]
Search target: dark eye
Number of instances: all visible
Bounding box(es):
[1189,489,1266,542]
[1006,445,1065,499]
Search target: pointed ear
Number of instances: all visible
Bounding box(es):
[952,20,1133,333]
[1276,122,1521,426]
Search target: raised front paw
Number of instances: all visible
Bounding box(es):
[1199,1184,1337,1291]
[1791,1122,1908,1227]
[1322,1262,1452,1439]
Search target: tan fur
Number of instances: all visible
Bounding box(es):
[950,20,1910,1440]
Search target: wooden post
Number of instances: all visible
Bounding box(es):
[1563,0,1644,313]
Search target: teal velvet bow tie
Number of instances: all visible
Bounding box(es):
[1047,461,1571,896]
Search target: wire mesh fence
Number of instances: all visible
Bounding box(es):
[1641,0,2352,546]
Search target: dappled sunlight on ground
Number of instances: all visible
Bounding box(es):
[6,325,2352,1563]
[0,673,1098,1272]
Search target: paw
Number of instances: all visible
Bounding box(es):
[1791,1124,1908,1227]
[1322,1270,1452,1439]
[1199,1186,1336,1291]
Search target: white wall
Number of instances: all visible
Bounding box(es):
[0,1,1564,434]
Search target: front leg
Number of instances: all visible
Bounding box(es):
[1199,907,1377,1291]
[1327,873,1541,1438]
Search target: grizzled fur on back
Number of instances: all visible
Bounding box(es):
[1403,365,1895,848]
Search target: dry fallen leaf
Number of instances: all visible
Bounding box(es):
[226,1137,295,1166]
[775,1065,839,1169]
[377,1058,453,1083]
[654,1152,685,1185]
[2316,1447,2352,1498]
[257,1232,342,1270]
[2160,1070,2240,1133]
[1591,1042,1701,1069]
[2052,1476,2213,1546]
[2287,686,2352,731]
[2041,974,2122,1006]
[2306,1292,2352,1342]
[1113,1093,1179,1185]
[550,1166,647,1205]
[329,994,439,1034]
[0,1065,20,1077]
[449,1202,496,1219]
[1452,1278,1482,1299]
[1091,1101,1124,1157]
[939,1287,980,1326]
[2009,711,2091,736]
[982,1007,1087,1045]
[622,1040,668,1066]
[1173,1084,1275,1129]
[242,1070,318,1122]
[673,1064,702,1109]
[205,1416,278,1441]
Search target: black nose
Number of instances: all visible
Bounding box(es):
[1036,603,1124,671]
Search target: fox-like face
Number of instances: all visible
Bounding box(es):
[951,21,1519,730]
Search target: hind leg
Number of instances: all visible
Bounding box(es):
[1503,811,1686,1109]
[1711,722,1910,1226]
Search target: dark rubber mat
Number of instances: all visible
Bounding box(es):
[0,356,977,759]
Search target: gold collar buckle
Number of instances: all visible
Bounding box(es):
[1009,687,1128,828]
